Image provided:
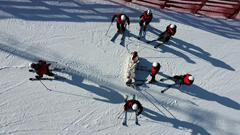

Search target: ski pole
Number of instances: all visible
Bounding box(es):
[39,79,50,91]
[117,110,125,119]
[146,39,158,44]
[105,22,112,36]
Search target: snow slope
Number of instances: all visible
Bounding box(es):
[0,0,240,134]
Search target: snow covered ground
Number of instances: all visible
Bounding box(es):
[0,0,240,134]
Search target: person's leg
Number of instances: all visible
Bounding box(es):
[139,20,144,28]
[173,75,181,79]
[158,31,166,40]
[121,23,125,33]
[143,22,149,31]
[117,22,120,32]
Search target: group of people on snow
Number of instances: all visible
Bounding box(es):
[29,9,194,118]
[111,9,176,45]
[149,61,194,86]
[121,10,194,116]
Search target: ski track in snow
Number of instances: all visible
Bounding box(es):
[0,79,27,94]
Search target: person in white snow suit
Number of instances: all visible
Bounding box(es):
[124,99,143,116]
[139,9,153,31]
[111,13,130,34]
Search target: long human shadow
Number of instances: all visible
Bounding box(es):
[134,57,152,82]
[149,72,240,110]
[142,107,211,135]
[0,34,124,104]
[174,84,240,110]
[161,11,240,40]
[52,68,124,104]
[145,35,234,71]
[162,38,235,71]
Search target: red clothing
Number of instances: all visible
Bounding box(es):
[36,61,48,77]
[151,63,160,75]
[111,14,130,25]
[166,24,176,37]
[140,11,152,22]
[132,51,138,62]
[182,74,193,85]
[124,99,143,116]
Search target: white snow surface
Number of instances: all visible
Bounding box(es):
[0,0,240,135]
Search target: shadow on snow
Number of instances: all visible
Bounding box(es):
[0,0,239,40]
[143,107,211,135]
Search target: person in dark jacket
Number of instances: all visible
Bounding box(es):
[29,60,54,79]
[171,74,194,86]
[124,99,143,116]
[157,24,177,43]
[149,62,161,83]
[111,13,130,34]
[139,9,153,31]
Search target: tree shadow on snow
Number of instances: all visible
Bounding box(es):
[142,107,211,135]
[179,84,240,110]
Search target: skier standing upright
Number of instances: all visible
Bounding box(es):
[139,9,153,31]
[111,13,130,34]
[29,60,54,79]
[124,98,143,116]
[149,62,161,83]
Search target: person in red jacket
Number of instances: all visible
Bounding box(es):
[124,99,143,116]
[30,60,54,79]
[149,62,161,83]
[171,74,194,86]
[111,13,130,34]
[139,9,153,31]
[132,51,139,63]
[157,24,177,43]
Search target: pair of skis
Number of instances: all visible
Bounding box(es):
[121,95,139,126]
